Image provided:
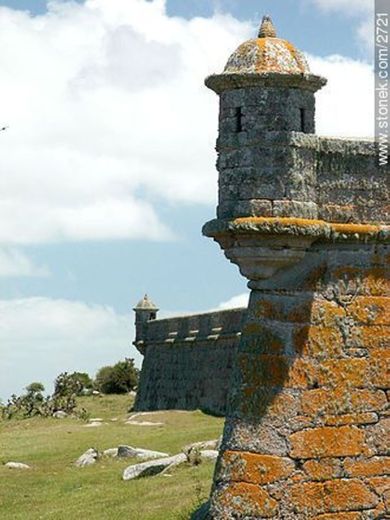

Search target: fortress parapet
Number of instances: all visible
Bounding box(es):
[134,306,245,416]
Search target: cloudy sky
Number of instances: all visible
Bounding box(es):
[0,0,374,399]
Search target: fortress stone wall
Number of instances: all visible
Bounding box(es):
[134,15,389,519]
[134,307,245,416]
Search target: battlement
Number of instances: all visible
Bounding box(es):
[217,125,390,224]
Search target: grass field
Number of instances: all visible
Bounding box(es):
[0,395,224,520]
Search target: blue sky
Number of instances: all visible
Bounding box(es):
[0,0,373,398]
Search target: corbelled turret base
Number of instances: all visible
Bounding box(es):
[202,221,389,519]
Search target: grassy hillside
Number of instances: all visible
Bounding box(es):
[0,395,224,519]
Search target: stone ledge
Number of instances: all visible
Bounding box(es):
[205,72,326,94]
[203,217,390,244]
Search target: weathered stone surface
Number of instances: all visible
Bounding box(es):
[75,448,99,467]
[122,453,186,481]
[200,450,219,461]
[290,426,367,459]
[290,479,378,515]
[344,457,390,477]
[219,451,294,485]
[212,482,278,518]
[5,462,30,470]
[183,439,220,455]
[365,419,390,455]
[103,448,118,458]
[303,459,343,481]
[134,308,244,416]
[117,445,168,460]
[314,513,363,520]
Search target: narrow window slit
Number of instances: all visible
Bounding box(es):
[235,107,243,133]
[300,108,306,133]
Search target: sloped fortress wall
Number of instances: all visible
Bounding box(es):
[134,308,245,416]
[202,15,390,520]
[208,236,389,518]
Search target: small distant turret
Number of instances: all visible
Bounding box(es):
[133,295,159,347]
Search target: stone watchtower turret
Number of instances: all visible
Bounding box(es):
[133,295,158,353]
[206,15,326,223]
[202,15,390,519]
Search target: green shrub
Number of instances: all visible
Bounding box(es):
[95,358,139,394]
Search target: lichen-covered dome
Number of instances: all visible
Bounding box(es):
[134,294,158,311]
[223,16,310,76]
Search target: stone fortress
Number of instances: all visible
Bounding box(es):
[134,16,390,519]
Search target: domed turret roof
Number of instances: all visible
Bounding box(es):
[223,16,310,76]
[134,294,158,311]
[205,15,326,94]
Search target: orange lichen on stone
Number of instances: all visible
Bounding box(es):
[303,459,342,481]
[368,476,390,494]
[289,426,366,459]
[330,223,386,235]
[233,216,326,228]
[290,479,378,514]
[311,300,346,327]
[231,217,390,237]
[301,388,387,416]
[255,299,282,320]
[324,413,379,427]
[285,358,318,389]
[314,513,363,520]
[344,457,390,478]
[239,354,318,389]
[220,451,294,485]
[370,349,390,389]
[316,359,369,388]
[347,296,390,325]
[360,326,390,349]
[239,354,289,387]
[217,482,278,517]
[293,326,344,358]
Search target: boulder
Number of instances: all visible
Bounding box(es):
[53,411,67,419]
[123,453,186,481]
[5,462,30,470]
[75,448,99,467]
[84,421,103,428]
[117,445,168,459]
[125,420,164,427]
[200,450,218,461]
[183,439,220,455]
[103,448,118,458]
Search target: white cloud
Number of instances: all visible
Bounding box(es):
[0,0,251,245]
[0,0,374,248]
[0,297,138,400]
[309,54,374,137]
[217,293,249,310]
[0,248,49,277]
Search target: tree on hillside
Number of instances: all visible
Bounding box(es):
[54,372,93,397]
[95,359,139,394]
[26,382,45,394]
